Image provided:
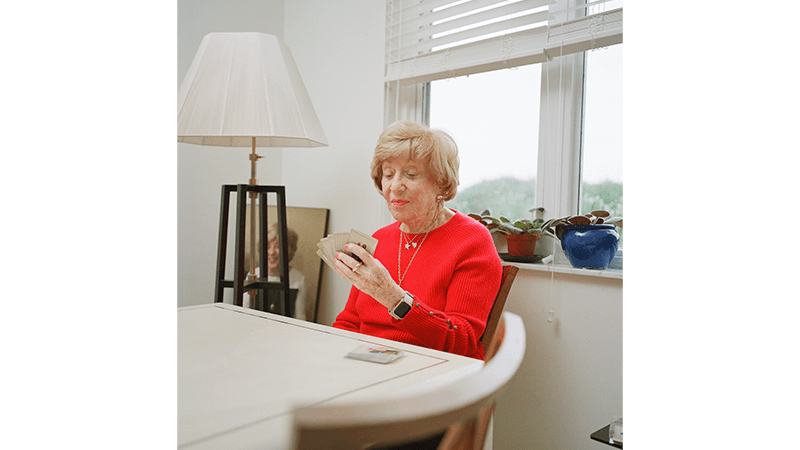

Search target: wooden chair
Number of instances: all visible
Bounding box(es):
[291,312,526,450]
[480,265,519,360]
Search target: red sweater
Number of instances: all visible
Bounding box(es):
[332,210,502,360]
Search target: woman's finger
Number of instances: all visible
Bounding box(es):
[334,250,358,273]
[343,242,372,264]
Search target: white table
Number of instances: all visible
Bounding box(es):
[178,303,483,449]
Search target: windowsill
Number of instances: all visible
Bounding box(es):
[502,261,623,280]
[494,236,622,280]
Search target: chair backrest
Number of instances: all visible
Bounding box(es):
[292,312,526,450]
[480,265,519,359]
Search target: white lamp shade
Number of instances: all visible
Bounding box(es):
[178,32,328,148]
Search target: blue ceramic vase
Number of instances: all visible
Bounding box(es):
[559,224,619,269]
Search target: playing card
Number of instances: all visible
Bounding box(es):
[317,235,337,270]
[347,229,378,255]
[332,232,348,255]
[316,248,333,270]
[316,229,378,270]
[345,344,405,364]
[327,232,346,262]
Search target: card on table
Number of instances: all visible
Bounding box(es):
[345,344,405,364]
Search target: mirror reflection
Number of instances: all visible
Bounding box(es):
[223,204,330,322]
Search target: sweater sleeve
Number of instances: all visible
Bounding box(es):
[331,286,362,333]
[393,231,502,359]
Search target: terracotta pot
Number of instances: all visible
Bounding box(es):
[505,234,541,257]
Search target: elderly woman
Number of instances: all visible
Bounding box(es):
[264,223,308,320]
[237,223,308,321]
[332,121,502,360]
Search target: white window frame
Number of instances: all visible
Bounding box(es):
[386,52,587,221]
[384,0,621,227]
[535,51,585,220]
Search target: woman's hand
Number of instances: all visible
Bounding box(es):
[335,243,405,310]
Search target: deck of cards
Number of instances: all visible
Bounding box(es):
[345,344,405,364]
[316,229,378,271]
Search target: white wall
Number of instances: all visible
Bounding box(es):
[495,269,623,450]
[282,0,389,325]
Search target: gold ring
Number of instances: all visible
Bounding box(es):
[352,262,362,273]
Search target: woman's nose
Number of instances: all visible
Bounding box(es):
[388,174,404,192]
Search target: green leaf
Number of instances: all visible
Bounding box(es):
[503,223,524,234]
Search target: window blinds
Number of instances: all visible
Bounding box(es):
[385,0,622,85]
[546,0,622,58]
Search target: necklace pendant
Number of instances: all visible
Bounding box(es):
[411,242,417,248]
[404,243,410,250]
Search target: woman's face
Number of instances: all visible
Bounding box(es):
[266,237,280,276]
[381,157,441,233]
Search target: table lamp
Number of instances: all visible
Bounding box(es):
[178,32,327,311]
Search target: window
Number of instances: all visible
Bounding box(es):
[581,43,623,247]
[385,0,623,236]
[428,45,623,228]
[429,64,542,220]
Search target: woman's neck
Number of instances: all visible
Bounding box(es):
[400,207,455,234]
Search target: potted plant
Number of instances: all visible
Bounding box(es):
[544,210,623,269]
[469,209,554,257]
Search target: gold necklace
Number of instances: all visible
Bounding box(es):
[402,231,421,249]
[398,230,429,286]
[397,203,444,285]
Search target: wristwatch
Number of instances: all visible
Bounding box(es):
[389,291,414,320]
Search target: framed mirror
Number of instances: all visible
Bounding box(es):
[266,206,329,323]
[225,205,330,323]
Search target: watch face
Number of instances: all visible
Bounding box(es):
[394,301,412,318]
